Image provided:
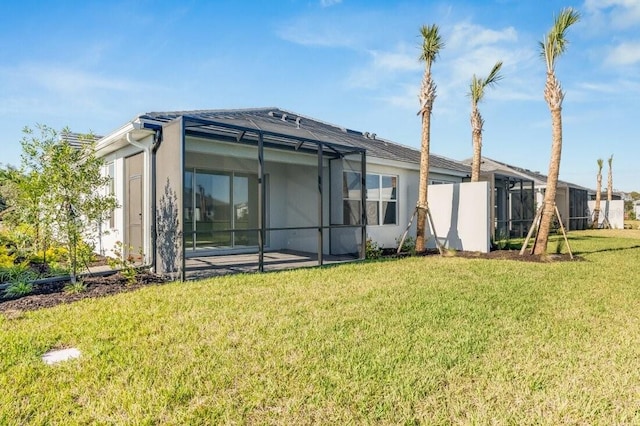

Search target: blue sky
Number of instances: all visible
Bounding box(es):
[1,0,638,191]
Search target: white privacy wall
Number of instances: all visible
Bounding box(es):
[587,200,625,229]
[426,182,491,253]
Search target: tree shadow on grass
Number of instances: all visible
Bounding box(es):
[572,245,640,255]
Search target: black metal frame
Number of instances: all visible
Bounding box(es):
[150,115,367,276]
[493,174,536,239]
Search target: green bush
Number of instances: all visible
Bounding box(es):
[395,235,416,255]
[0,245,16,268]
[108,241,141,285]
[64,280,87,294]
[365,238,382,260]
[3,280,33,298]
[0,262,37,283]
[31,245,68,264]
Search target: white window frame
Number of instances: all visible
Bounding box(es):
[366,173,398,226]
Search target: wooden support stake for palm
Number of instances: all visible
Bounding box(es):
[520,204,544,255]
[520,202,573,259]
[397,207,417,254]
[554,204,573,259]
[426,207,444,255]
[397,205,444,255]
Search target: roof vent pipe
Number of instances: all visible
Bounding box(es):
[295,117,301,128]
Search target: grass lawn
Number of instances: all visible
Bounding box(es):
[2,230,640,424]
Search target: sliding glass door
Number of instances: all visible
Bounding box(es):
[184,170,259,251]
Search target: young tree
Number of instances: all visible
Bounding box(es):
[592,158,603,228]
[470,61,503,182]
[19,125,117,281]
[532,8,580,255]
[416,24,444,253]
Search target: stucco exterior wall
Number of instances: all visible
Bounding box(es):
[426,181,491,253]
[588,200,625,229]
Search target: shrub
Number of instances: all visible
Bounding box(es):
[0,262,37,283]
[31,245,69,264]
[0,245,16,268]
[64,280,87,294]
[395,235,416,255]
[108,241,141,285]
[365,238,382,260]
[3,280,33,298]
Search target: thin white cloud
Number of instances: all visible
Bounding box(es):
[320,0,342,7]
[1,63,139,94]
[276,15,363,48]
[346,46,422,89]
[447,23,518,49]
[606,41,640,65]
[583,0,640,30]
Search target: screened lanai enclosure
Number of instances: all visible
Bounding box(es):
[492,174,536,239]
[152,114,367,280]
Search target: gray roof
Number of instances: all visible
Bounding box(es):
[473,157,591,191]
[138,107,470,175]
[61,131,101,149]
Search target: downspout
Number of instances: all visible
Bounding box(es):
[150,129,162,273]
[126,131,159,271]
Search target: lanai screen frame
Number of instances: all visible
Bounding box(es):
[493,173,535,238]
[150,115,367,280]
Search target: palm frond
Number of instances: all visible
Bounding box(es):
[608,154,613,167]
[419,24,444,70]
[597,158,604,170]
[469,61,503,104]
[484,61,504,86]
[539,8,580,71]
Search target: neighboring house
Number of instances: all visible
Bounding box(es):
[635,201,640,220]
[465,157,590,235]
[95,107,487,279]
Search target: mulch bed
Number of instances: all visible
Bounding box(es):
[1,249,580,314]
[450,250,581,262]
[0,272,166,314]
[386,248,580,263]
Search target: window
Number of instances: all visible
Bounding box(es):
[366,174,397,225]
[184,169,259,250]
[343,172,397,226]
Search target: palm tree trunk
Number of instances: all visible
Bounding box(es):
[592,174,601,228]
[416,109,432,252]
[470,108,483,182]
[533,107,563,255]
[607,166,613,203]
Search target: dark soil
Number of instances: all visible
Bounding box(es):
[0,272,166,314]
[385,248,580,263]
[1,249,579,315]
[450,249,581,262]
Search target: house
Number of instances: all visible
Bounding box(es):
[465,157,590,236]
[635,200,640,220]
[95,108,490,279]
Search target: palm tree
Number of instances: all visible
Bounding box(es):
[470,61,503,182]
[605,154,613,228]
[607,154,613,203]
[592,158,603,228]
[415,24,444,253]
[532,8,580,256]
